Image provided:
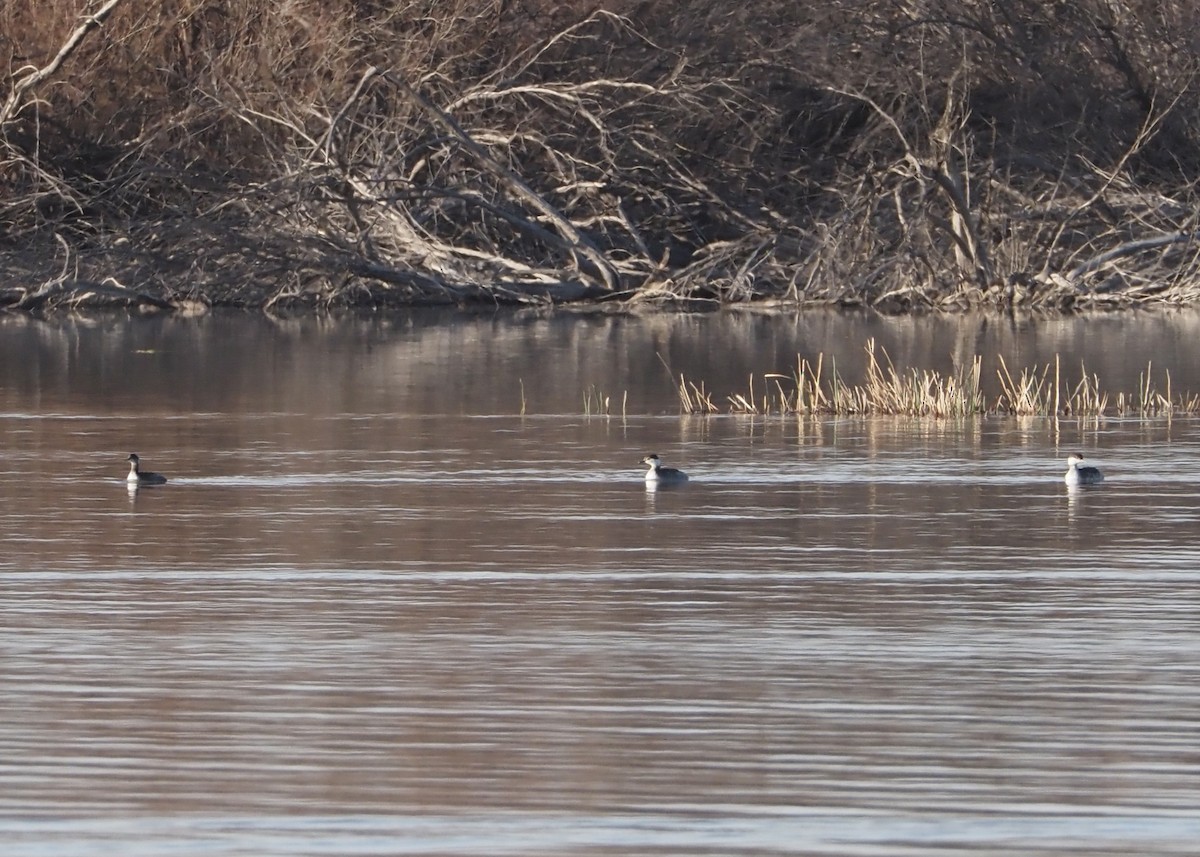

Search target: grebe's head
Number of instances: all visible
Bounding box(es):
[127,453,140,464]
[641,454,662,467]
[1066,453,1086,466]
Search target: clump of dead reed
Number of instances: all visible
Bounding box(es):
[994,355,1110,416]
[678,375,720,415]
[678,340,1200,418]
[727,340,984,417]
[583,385,627,417]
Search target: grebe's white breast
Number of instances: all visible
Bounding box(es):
[641,454,688,485]
[1064,453,1103,486]
[127,453,168,485]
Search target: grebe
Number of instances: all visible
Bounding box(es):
[641,454,688,485]
[126,453,168,485]
[1064,453,1103,486]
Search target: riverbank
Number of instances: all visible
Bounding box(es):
[4,2,1200,313]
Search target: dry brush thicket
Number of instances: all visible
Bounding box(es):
[3,0,1200,311]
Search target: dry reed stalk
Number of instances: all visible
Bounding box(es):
[997,355,1053,415]
[1054,354,1061,418]
[727,393,757,414]
[582,386,626,417]
[678,374,719,414]
[1134,363,1162,416]
[762,373,798,415]
[802,354,831,414]
[1064,366,1107,416]
[583,384,610,416]
[724,374,772,412]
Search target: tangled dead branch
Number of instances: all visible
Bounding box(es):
[4,1,1200,311]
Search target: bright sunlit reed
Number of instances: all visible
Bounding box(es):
[679,339,1200,417]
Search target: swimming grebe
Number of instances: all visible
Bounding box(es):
[126,453,168,485]
[641,454,688,485]
[1064,453,1103,486]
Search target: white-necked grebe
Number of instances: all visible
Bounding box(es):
[127,453,168,485]
[641,454,688,485]
[1064,453,1104,486]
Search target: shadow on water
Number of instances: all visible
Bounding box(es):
[2,309,1200,856]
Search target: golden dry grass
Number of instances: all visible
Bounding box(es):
[680,341,1200,418]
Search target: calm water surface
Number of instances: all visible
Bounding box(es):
[2,310,1200,856]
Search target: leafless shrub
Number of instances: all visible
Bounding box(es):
[3,1,1200,309]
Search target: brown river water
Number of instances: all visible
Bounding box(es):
[2,309,1200,856]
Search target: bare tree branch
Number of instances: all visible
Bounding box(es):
[0,0,124,129]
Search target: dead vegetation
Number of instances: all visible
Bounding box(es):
[680,340,1198,417]
[3,1,1200,311]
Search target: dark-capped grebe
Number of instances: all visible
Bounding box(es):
[126,453,168,485]
[1064,453,1103,486]
[641,454,688,485]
